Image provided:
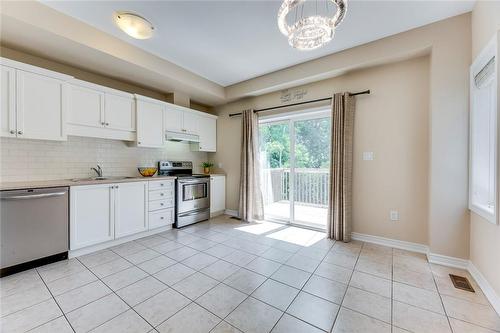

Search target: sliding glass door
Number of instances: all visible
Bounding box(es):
[259,110,331,230]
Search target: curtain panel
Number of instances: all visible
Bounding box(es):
[327,93,356,241]
[239,109,264,222]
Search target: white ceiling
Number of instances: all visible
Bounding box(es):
[41,0,474,87]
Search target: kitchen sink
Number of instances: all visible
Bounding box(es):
[70,176,136,182]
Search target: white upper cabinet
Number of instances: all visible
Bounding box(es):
[68,83,104,128]
[197,116,217,152]
[104,92,135,132]
[16,70,68,141]
[1,66,16,138]
[1,58,71,141]
[68,79,135,141]
[136,95,165,148]
[164,105,184,133]
[182,110,199,134]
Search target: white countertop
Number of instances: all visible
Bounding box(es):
[0,176,177,191]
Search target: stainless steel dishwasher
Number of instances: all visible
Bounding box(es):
[1,187,69,277]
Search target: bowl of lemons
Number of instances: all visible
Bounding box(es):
[137,167,158,177]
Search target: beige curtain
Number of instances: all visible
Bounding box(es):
[239,109,264,222]
[327,92,356,241]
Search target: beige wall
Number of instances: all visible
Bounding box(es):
[212,56,430,245]
[214,14,471,259]
[470,1,500,299]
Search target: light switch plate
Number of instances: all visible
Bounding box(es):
[363,152,374,161]
[390,210,399,221]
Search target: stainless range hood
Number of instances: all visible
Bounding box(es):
[165,130,200,143]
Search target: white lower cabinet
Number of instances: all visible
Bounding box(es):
[70,181,148,250]
[210,175,226,216]
[114,182,147,238]
[148,179,175,229]
[70,184,115,250]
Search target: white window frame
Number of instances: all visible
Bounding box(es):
[469,35,498,224]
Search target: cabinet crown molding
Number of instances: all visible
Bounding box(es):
[0,57,73,81]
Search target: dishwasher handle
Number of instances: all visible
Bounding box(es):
[1,192,67,200]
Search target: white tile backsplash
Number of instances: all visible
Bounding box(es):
[0,136,208,182]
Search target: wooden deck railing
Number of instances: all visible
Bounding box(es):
[261,168,329,207]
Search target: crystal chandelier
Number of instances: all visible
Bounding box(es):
[277,0,347,51]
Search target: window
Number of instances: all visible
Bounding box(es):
[469,36,498,224]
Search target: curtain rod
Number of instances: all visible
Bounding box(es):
[228,89,370,117]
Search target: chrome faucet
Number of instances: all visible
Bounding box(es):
[91,165,103,178]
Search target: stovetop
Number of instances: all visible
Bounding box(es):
[157,161,209,178]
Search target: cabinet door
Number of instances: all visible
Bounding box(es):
[136,99,164,148]
[183,111,199,134]
[70,184,114,250]
[16,70,66,141]
[164,105,183,132]
[68,84,104,129]
[105,93,135,132]
[1,66,16,138]
[114,182,147,238]
[210,176,226,213]
[198,116,217,152]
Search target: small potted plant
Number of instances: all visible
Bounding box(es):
[201,162,214,174]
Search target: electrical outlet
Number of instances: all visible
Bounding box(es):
[218,162,223,168]
[390,210,399,221]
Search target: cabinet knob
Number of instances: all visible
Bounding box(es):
[160,193,164,196]
[160,203,164,206]
[160,183,164,186]
[101,122,105,125]
[9,130,15,134]
[138,142,141,145]
[105,122,109,126]
[17,130,22,135]
[160,216,164,220]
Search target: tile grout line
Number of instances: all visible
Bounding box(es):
[267,238,338,333]
[75,255,162,332]
[32,268,77,333]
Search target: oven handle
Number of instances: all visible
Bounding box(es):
[177,179,209,184]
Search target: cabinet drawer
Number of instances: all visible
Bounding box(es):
[149,180,174,191]
[149,198,174,211]
[149,189,173,201]
[149,208,174,229]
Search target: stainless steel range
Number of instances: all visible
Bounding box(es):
[158,161,210,228]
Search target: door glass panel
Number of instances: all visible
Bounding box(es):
[293,117,331,229]
[259,122,291,221]
[182,183,207,201]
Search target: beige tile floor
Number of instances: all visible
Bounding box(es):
[1,215,499,333]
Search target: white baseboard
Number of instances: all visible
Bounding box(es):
[224,209,239,217]
[69,225,172,258]
[426,252,469,269]
[468,261,500,315]
[351,232,428,254]
[350,231,499,316]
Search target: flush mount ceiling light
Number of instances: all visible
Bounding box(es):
[278,0,347,51]
[114,12,154,39]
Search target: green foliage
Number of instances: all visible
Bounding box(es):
[259,117,331,169]
[201,162,214,168]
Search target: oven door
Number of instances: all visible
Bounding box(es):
[177,178,210,214]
